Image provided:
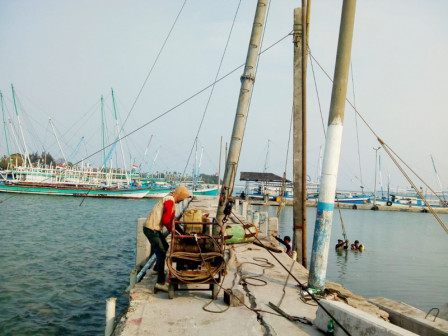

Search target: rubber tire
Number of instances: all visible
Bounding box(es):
[352,204,357,210]
[386,201,392,206]
[212,284,219,299]
[168,284,175,299]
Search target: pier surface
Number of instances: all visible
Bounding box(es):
[115,196,438,335]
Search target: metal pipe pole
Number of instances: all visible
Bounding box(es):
[217,136,223,191]
[373,146,380,208]
[308,0,357,290]
[292,7,305,266]
[216,0,269,231]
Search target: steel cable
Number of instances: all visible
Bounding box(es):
[181,0,242,178]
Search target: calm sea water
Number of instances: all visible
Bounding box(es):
[268,205,448,314]
[0,194,158,336]
[0,194,447,335]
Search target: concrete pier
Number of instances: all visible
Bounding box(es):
[236,197,448,214]
[115,196,430,335]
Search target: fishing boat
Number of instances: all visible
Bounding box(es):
[0,165,151,199]
[0,180,150,199]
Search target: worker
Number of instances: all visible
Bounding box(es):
[272,234,293,257]
[143,185,191,292]
[335,239,349,250]
[351,240,364,252]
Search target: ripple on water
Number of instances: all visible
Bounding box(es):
[0,194,157,336]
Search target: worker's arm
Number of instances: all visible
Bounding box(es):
[273,235,286,247]
[162,199,175,231]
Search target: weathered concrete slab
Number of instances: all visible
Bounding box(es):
[314,300,418,336]
[369,297,448,336]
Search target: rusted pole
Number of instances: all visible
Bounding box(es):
[292,7,305,266]
[215,0,269,233]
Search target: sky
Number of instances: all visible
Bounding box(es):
[1,0,448,192]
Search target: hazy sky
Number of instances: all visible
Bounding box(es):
[1,0,448,192]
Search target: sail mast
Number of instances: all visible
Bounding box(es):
[1,92,11,169]
[101,95,106,167]
[216,0,269,230]
[49,117,67,165]
[111,89,130,185]
[8,119,24,160]
[11,84,32,167]
[308,0,357,290]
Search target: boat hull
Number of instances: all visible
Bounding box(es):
[0,184,150,199]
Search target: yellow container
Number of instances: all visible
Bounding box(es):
[183,209,203,233]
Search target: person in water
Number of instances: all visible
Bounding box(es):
[143,185,191,292]
[335,239,349,250]
[272,234,293,257]
[351,240,364,251]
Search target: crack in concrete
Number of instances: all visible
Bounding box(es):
[237,263,276,336]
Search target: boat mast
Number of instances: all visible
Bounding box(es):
[101,95,106,167]
[8,119,24,160]
[149,148,160,176]
[1,91,12,169]
[308,0,357,291]
[216,0,269,230]
[140,134,153,171]
[11,84,32,167]
[198,146,204,184]
[49,117,68,165]
[431,154,446,202]
[111,89,130,185]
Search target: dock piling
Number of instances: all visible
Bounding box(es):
[105,297,116,336]
[242,201,248,218]
[253,211,260,228]
[268,217,279,236]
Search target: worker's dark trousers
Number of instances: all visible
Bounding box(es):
[143,227,169,284]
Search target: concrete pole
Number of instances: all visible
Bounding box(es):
[308,0,357,291]
[105,297,116,336]
[216,0,269,232]
[292,8,306,266]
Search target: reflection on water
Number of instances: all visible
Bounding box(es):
[254,204,448,313]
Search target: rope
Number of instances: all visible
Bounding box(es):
[120,0,188,133]
[380,141,448,234]
[0,32,292,207]
[181,0,242,178]
[231,211,352,336]
[309,50,448,235]
[69,32,291,168]
[284,107,293,174]
[309,52,326,137]
[350,62,364,189]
